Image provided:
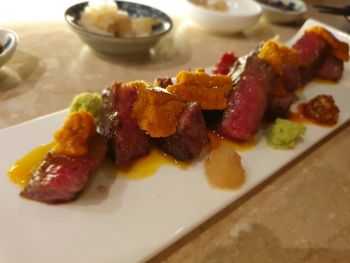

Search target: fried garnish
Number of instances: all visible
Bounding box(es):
[131,81,186,138]
[304,94,339,126]
[166,70,232,110]
[258,38,301,74]
[52,111,96,157]
[307,27,349,61]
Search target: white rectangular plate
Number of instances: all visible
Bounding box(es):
[1,19,349,263]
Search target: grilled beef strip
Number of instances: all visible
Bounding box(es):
[316,55,344,81]
[99,82,150,168]
[293,31,329,84]
[20,135,107,204]
[156,102,209,161]
[219,54,275,140]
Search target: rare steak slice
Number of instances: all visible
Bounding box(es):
[293,27,349,83]
[21,135,107,204]
[157,102,209,161]
[257,39,301,120]
[281,64,302,93]
[293,31,329,84]
[316,55,344,81]
[99,82,150,168]
[265,93,299,120]
[219,54,274,140]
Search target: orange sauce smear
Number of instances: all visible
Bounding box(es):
[288,104,311,125]
[7,142,55,188]
[7,143,188,188]
[119,147,189,180]
[295,86,305,94]
[208,132,256,152]
[312,78,338,85]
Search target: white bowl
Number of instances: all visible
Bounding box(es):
[255,0,307,24]
[0,29,18,68]
[65,1,173,56]
[186,0,262,33]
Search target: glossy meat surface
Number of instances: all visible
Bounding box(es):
[21,135,107,204]
[219,54,274,140]
[99,82,150,167]
[157,102,209,161]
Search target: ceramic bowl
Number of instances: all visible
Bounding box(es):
[65,1,173,56]
[186,0,262,33]
[0,29,18,68]
[254,0,307,24]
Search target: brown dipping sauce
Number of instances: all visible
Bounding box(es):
[289,95,339,127]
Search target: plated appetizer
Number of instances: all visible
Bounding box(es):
[7,26,349,204]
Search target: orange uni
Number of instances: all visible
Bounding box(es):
[258,38,301,74]
[131,81,186,138]
[166,70,232,110]
[52,111,96,157]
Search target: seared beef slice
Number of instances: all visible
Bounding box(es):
[157,102,209,161]
[316,55,344,81]
[293,28,349,83]
[292,32,328,84]
[21,135,107,204]
[99,82,150,167]
[219,54,274,140]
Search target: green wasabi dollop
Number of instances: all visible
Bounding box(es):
[69,92,102,123]
[266,118,306,149]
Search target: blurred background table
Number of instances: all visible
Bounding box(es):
[1,0,350,262]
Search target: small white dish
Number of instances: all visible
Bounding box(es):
[186,0,262,33]
[65,1,173,56]
[0,29,18,68]
[255,0,307,24]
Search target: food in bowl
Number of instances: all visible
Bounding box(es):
[65,1,173,55]
[254,0,307,23]
[190,0,229,12]
[186,0,262,33]
[79,0,158,37]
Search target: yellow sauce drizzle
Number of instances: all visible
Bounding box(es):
[208,132,256,152]
[119,148,189,180]
[7,142,189,188]
[7,142,55,188]
[295,86,305,94]
[312,78,338,85]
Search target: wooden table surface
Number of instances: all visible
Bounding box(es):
[1,1,349,262]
